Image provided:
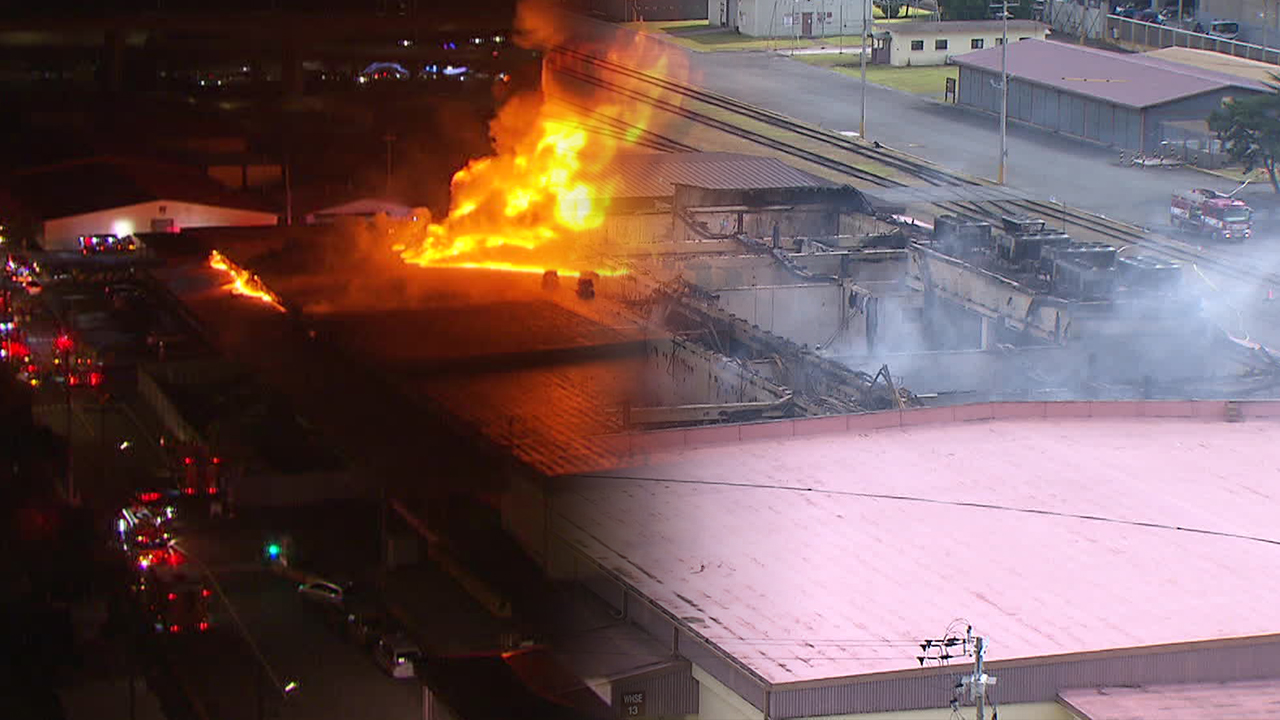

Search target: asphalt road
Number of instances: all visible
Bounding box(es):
[161,522,422,720]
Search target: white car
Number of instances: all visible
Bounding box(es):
[296,580,345,607]
[372,633,421,679]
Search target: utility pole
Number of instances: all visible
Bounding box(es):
[284,156,293,226]
[961,636,997,720]
[998,0,1009,185]
[839,2,844,53]
[860,0,869,138]
[383,133,396,195]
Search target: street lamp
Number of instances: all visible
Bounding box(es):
[54,332,75,503]
[860,0,870,138]
[382,133,397,195]
[998,0,1009,185]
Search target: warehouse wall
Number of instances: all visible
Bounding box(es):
[42,200,277,251]
[734,0,870,38]
[957,66,1144,150]
[886,28,1046,67]
[1145,88,1259,153]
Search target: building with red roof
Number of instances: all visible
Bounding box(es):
[510,400,1280,720]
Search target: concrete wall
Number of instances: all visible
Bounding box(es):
[886,28,1047,67]
[638,337,786,406]
[715,283,846,348]
[586,211,674,247]
[42,200,278,251]
[675,255,818,289]
[680,208,840,243]
[693,665,764,720]
[726,0,871,37]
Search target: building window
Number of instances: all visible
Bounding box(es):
[935,38,948,50]
[911,39,925,50]
[971,38,984,48]
[995,37,1004,44]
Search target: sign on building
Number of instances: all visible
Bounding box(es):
[621,690,646,717]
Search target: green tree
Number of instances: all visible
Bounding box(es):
[938,0,1029,21]
[1209,82,1280,193]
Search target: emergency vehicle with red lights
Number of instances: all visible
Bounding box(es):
[1170,188,1252,241]
[134,552,211,634]
[165,441,224,498]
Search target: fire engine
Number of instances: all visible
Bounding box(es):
[162,441,223,498]
[1170,189,1252,242]
[134,553,211,634]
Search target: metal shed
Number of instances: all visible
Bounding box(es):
[951,39,1268,153]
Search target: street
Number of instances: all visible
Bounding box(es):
[163,516,423,720]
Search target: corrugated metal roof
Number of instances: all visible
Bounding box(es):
[952,38,1269,108]
[583,152,835,200]
[1146,46,1280,85]
[417,357,638,477]
[313,297,645,478]
[556,413,1280,685]
[1059,679,1280,720]
[877,19,1047,35]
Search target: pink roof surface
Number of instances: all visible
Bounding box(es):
[1059,679,1280,719]
[556,416,1280,685]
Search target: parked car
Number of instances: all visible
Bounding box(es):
[297,579,347,607]
[372,633,421,679]
[1136,8,1164,23]
[1207,19,1240,39]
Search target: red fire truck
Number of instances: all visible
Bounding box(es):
[136,558,211,635]
[1170,189,1252,242]
[163,441,223,498]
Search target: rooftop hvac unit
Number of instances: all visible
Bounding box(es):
[1042,242,1118,272]
[1052,257,1117,299]
[1117,255,1183,292]
[1000,215,1047,236]
[997,229,1072,266]
[933,215,992,256]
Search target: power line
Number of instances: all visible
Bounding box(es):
[572,473,1280,549]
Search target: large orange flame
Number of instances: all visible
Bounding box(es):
[208,250,286,312]
[394,6,685,278]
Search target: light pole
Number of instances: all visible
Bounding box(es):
[860,0,870,138]
[382,132,396,195]
[284,155,293,226]
[998,0,1009,185]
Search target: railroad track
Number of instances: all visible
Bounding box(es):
[550,45,1280,290]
